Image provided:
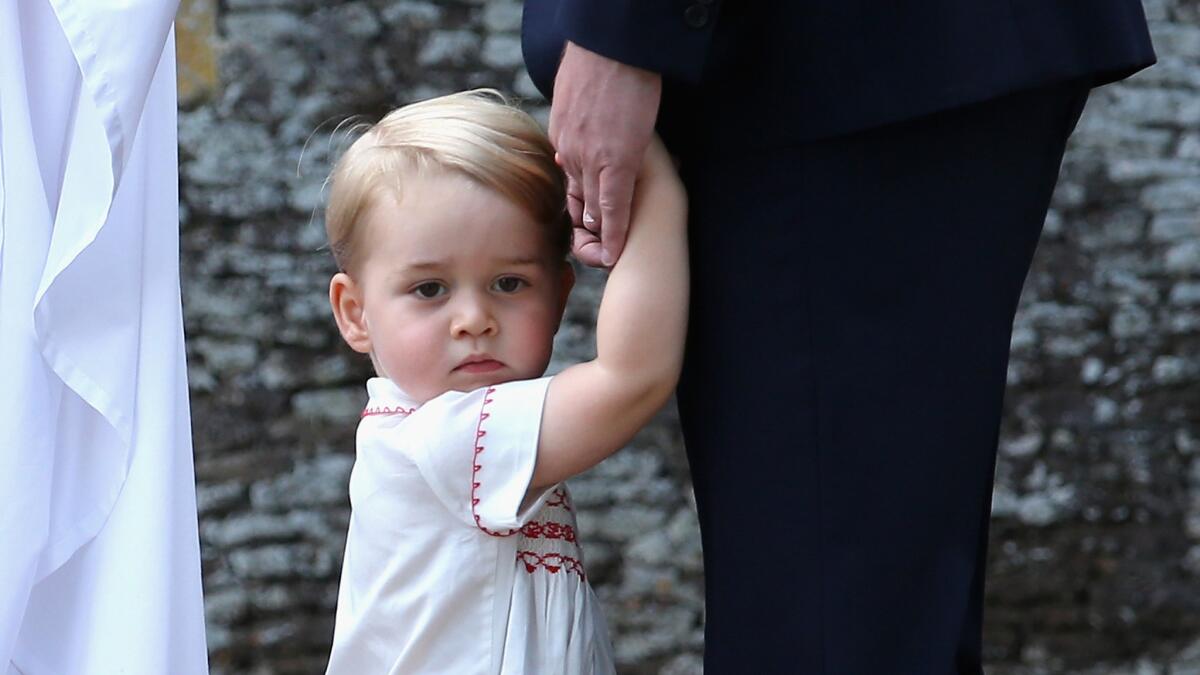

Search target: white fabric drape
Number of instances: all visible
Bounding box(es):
[0,0,207,672]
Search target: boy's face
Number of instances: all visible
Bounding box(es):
[330,172,573,403]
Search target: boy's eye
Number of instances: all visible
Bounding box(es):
[492,276,527,293]
[413,282,446,299]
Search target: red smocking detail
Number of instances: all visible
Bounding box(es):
[519,520,577,543]
[544,487,573,511]
[516,550,586,581]
[471,387,521,537]
[361,405,416,418]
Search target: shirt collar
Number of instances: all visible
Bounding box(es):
[363,377,420,418]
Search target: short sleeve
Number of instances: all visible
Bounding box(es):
[403,377,555,534]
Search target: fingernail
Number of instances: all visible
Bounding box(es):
[601,250,613,267]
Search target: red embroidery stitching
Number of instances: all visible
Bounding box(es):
[516,550,586,580]
[471,387,521,537]
[361,405,416,418]
[519,520,577,543]
[544,487,573,511]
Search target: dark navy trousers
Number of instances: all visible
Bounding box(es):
[674,80,1092,674]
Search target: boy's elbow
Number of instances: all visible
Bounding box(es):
[594,360,673,409]
[629,361,683,415]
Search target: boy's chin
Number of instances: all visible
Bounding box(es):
[446,365,547,394]
[449,374,519,393]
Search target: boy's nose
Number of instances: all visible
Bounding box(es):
[450,297,498,338]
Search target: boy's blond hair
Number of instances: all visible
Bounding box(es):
[325,89,570,273]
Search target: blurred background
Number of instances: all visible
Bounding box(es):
[175,1,1200,672]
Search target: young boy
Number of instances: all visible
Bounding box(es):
[323,90,687,674]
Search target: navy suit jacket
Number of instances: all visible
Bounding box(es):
[522,0,1156,148]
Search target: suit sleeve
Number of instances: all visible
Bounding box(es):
[556,0,723,83]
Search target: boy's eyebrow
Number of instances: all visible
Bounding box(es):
[398,261,443,272]
[496,256,543,267]
[395,257,543,273]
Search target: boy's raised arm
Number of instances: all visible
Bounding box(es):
[530,137,689,489]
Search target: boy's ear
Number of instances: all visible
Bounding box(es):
[553,262,576,330]
[329,272,372,354]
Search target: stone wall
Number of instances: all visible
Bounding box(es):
[177,1,1199,672]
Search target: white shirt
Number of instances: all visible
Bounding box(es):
[327,377,616,675]
[0,1,207,673]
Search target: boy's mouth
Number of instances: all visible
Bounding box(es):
[454,356,504,374]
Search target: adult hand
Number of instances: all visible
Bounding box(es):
[550,41,662,267]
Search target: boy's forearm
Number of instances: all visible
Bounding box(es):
[592,164,689,397]
[528,146,687,490]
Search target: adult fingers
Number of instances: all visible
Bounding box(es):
[597,165,635,267]
[565,174,585,228]
[581,162,601,247]
[557,147,590,231]
[572,225,605,267]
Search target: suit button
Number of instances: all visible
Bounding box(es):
[683,3,709,28]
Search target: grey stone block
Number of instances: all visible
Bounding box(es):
[249,454,354,509]
[482,2,523,33]
[202,510,329,548]
[291,387,364,422]
[1110,304,1154,338]
[1142,179,1200,212]
[1167,240,1200,273]
[197,481,247,516]
[381,2,443,30]
[1149,212,1200,242]
[228,543,337,579]
[418,30,481,67]
[1170,282,1200,305]
[481,35,524,69]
